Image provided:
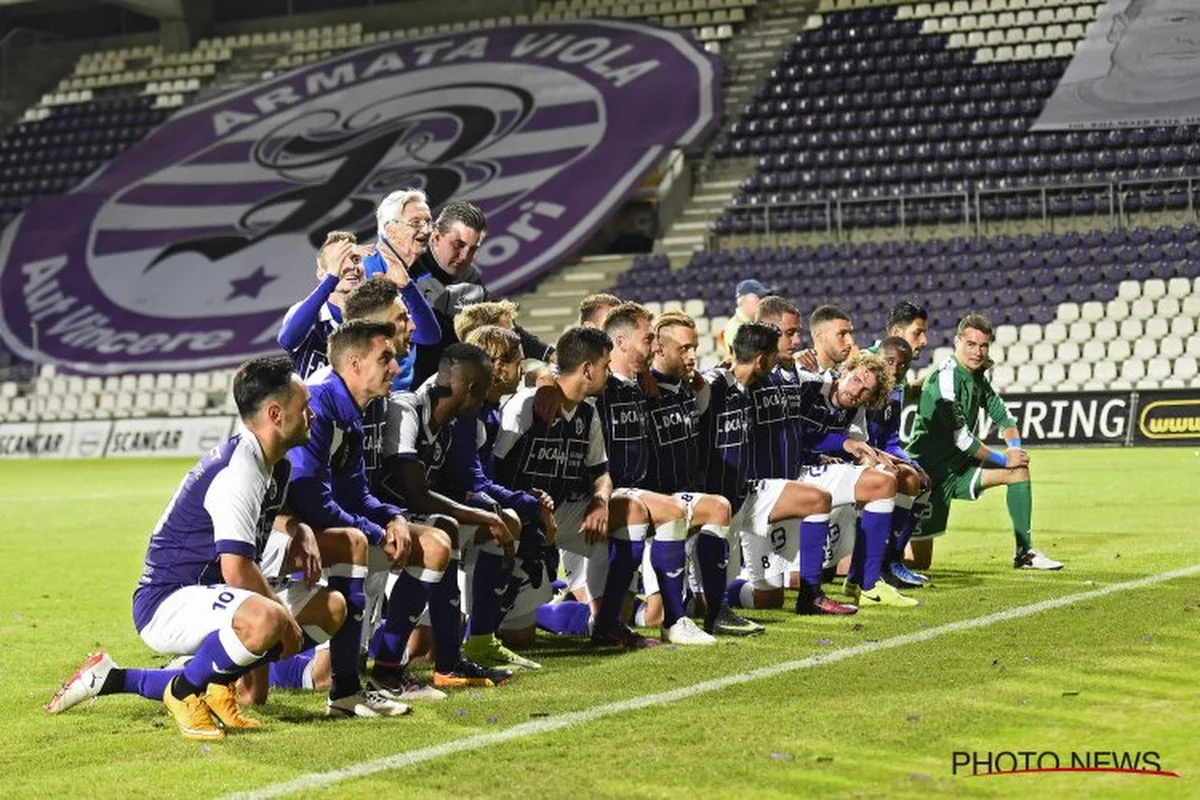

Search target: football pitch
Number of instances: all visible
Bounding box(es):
[2,449,1198,799]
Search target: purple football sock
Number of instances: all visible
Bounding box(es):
[649,539,688,628]
[696,532,730,628]
[429,560,464,673]
[798,515,830,591]
[596,538,644,630]
[858,500,894,589]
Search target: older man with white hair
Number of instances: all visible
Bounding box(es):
[361,188,442,389]
[407,199,555,387]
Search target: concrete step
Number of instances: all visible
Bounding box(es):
[668,220,713,235]
[664,249,699,265]
[704,179,743,191]
[691,191,738,205]
[522,322,562,336]
[660,234,706,249]
[733,50,778,63]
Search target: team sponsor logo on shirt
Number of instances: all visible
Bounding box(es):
[649,403,695,446]
[524,437,589,479]
[609,400,646,441]
[715,409,748,449]
[752,385,788,425]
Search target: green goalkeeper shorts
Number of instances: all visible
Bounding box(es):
[912,463,984,540]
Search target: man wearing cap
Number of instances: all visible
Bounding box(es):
[720,279,774,361]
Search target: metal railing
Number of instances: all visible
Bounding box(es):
[716,173,1200,245]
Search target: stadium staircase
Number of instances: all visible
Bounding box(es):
[516,0,818,342]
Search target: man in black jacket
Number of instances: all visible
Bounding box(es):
[409,201,554,386]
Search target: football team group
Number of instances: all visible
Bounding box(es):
[45,189,1063,741]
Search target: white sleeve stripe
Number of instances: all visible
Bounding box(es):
[937,362,957,402]
[954,427,975,451]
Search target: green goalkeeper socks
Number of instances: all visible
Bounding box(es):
[1007,480,1033,554]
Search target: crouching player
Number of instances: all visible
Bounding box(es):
[287,320,469,706]
[494,326,661,648]
[46,357,367,737]
[594,304,721,645]
[867,337,933,588]
[907,314,1063,571]
[462,325,561,653]
[633,311,763,636]
[704,323,855,616]
[377,343,529,676]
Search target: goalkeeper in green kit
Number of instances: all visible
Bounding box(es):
[906,313,1064,572]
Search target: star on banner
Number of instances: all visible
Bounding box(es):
[226,266,277,300]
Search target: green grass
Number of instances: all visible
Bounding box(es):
[2,449,1199,798]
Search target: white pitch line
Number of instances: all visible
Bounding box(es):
[0,488,168,504]
[221,563,1200,800]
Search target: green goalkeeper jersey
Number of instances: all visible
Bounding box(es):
[907,356,1017,477]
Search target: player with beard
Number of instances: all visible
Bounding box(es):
[702,323,855,617]
[641,312,763,636]
[277,232,364,378]
[595,304,715,645]
[493,327,664,648]
[809,304,856,375]
[407,201,554,387]
[46,357,370,734]
[757,298,919,608]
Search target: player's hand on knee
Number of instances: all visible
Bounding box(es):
[581,502,609,545]
[845,440,879,466]
[383,517,413,566]
[484,512,515,548]
[1005,448,1030,468]
[287,522,323,586]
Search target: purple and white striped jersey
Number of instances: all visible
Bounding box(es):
[378,384,458,500]
[131,428,289,632]
[493,387,608,506]
[698,368,757,507]
[643,369,707,494]
[594,372,649,488]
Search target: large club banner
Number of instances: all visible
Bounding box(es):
[0,22,720,374]
[1033,0,1200,130]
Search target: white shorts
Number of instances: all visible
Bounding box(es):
[499,559,554,631]
[740,519,799,590]
[554,499,595,556]
[798,463,867,507]
[731,479,790,538]
[139,581,323,656]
